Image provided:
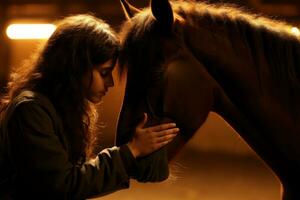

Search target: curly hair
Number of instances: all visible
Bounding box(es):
[0,14,120,163]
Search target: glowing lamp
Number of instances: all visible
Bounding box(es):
[6,24,56,39]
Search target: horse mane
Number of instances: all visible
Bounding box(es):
[119,0,300,94]
[174,0,300,91]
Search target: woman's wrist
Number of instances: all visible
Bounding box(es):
[119,145,139,178]
[127,142,139,158]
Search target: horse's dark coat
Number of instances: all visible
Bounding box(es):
[117,1,300,199]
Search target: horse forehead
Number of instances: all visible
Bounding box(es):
[166,50,207,73]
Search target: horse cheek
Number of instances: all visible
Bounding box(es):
[163,67,214,139]
[163,76,214,160]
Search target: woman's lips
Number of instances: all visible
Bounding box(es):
[98,92,105,97]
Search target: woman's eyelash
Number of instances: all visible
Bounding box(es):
[100,68,111,76]
[101,70,107,76]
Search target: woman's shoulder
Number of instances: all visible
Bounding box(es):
[13,90,50,107]
[12,90,55,111]
[1,90,65,143]
[4,90,59,124]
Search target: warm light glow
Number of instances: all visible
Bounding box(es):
[291,27,300,37]
[6,24,56,39]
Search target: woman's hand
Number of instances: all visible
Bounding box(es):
[127,113,179,158]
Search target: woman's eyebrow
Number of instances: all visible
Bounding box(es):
[101,65,114,70]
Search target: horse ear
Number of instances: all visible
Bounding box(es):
[151,0,174,29]
[120,0,141,20]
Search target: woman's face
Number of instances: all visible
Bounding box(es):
[83,59,115,103]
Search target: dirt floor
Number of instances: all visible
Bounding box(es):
[91,148,281,200]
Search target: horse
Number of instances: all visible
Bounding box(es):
[116,0,300,199]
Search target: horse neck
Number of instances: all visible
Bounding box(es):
[185,16,300,124]
[183,16,300,104]
[181,18,300,182]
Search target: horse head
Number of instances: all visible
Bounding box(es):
[116,0,216,158]
[117,1,300,197]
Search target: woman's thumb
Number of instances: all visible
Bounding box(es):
[137,113,148,128]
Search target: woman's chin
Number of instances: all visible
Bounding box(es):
[87,96,103,104]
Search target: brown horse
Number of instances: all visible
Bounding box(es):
[116,0,300,199]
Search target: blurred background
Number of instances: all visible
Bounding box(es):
[1,0,300,199]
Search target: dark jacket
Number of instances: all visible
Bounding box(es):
[0,91,139,200]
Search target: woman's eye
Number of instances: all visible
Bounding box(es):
[100,69,108,77]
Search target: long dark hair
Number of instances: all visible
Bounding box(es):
[1,14,120,163]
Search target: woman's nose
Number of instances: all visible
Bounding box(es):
[105,74,114,88]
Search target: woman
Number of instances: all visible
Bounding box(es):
[0,14,179,199]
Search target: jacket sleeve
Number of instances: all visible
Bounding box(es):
[134,147,169,182]
[120,119,170,183]
[7,102,137,200]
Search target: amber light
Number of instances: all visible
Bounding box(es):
[6,24,56,39]
[291,27,300,37]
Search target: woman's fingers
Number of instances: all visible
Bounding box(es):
[155,132,177,143]
[146,122,177,132]
[155,138,174,149]
[130,114,180,157]
[151,128,179,150]
[154,127,180,137]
